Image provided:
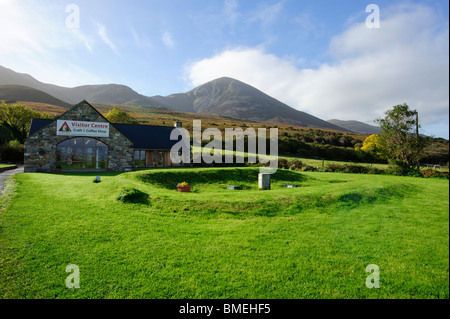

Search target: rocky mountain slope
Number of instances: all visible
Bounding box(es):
[0,65,347,131]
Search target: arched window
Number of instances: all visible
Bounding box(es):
[56,137,108,169]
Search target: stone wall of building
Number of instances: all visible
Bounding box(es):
[24,100,134,172]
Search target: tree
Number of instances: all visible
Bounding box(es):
[360,134,385,159]
[0,103,53,144]
[376,103,428,171]
[0,125,13,145]
[104,106,137,124]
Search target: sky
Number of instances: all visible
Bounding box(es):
[0,0,448,138]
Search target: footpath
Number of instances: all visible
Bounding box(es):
[0,165,24,195]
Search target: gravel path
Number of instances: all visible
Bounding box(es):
[0,166,24,195]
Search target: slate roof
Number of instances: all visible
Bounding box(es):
[113,123,180,150]
[28,119,182,150]
[28,119,53,136]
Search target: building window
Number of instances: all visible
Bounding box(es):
[56,137,108,169]
[134,150,146,167]
[154,151,164,166]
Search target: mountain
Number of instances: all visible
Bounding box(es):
[0,65,163,108]
[148,77,348,131]
[327,119,381,135]
[0,85,72,108]
[0,65,347,131]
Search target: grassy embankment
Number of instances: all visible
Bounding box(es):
[0,167,448,299]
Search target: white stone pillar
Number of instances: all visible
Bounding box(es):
[258,173,271,190]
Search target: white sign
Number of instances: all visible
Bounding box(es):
[56,120,109,137]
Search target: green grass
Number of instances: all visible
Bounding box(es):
[279,154,388,169]
[0,167,448,299]
[195,145,449,172]
[0,164,15,168]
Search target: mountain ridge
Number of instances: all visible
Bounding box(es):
[0,65,162,107]
[0,65,348,132]
[327,119,381,135]
[0,85,72,108]
[146,77,348,131]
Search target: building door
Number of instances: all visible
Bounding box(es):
[146,151,153,166]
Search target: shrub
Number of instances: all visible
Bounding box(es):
[301,165,317,172]
[8,140,21,147]
[288,159,303,170]
[0,144,24,163]
[324,163,387,175]
[341,165,369,174]
[325,163,342,172]
[367,167,386,175]
[278,159,302,170]
[420,169,449,179]
[278,158,289,169]
[405,169,422,178]
[387,159,412,176]
[117,188,149,204]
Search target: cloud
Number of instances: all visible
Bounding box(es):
[161,31,175,48]
[185,4,449,137]
[0,0,101,86]
[293,12,325,37]
[97,23,119,55]
[72,29,94,52]
[223,0,240,27]
[130,27,152,48]
[249,1,284,28]
[190,0,283,37]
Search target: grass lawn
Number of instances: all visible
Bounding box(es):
[0,164,16,168]
[0,167,448,299]
[195,145,449,172]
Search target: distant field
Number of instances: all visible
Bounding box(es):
[279,155,449,172]
[16,101,68,116]
[7,100,449,172]
[196,146,449,172]
[280,154,386,168]
[18,101,370,141]
[0,167,448,298]
[21,100,448,169]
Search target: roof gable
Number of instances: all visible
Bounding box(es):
[28,101,182,150]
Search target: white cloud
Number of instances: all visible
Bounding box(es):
[130,27,152,48]
[161,31,175,48]
[97,23,119,55]
[223,0,240,27]
[0,0,101,87]
[72,29,94,52]
[249,1,284,28]
[185,4,449,137]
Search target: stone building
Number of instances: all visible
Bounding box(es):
[24,100,181,172]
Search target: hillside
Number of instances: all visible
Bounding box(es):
[62,84,168,107]
[0,85,72,108]
[0,65,348,131]
[149,77,349,131]
[10,100,448,165]
[327,119,381,135]
[0,65,161,107]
